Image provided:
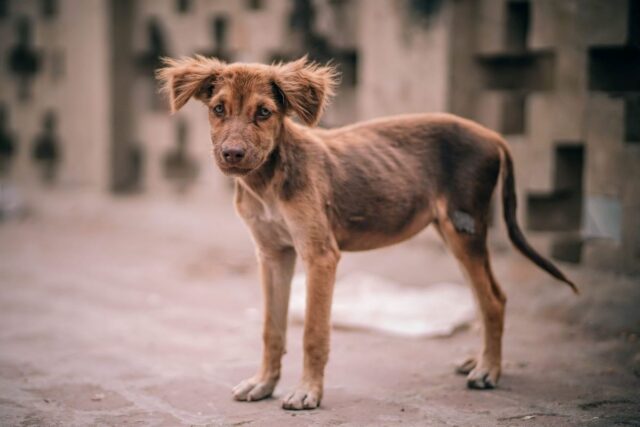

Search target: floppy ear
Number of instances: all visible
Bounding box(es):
[272,56,339,126]
[156,55,225,113]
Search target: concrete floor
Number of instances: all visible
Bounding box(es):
[0,190,639,426]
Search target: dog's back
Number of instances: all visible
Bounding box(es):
[309,113,502,251]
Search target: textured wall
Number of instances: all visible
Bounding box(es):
[0,0,111,190]
[1,0,451,199]
[449,0,640,273]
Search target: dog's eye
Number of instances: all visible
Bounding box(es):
[212,103,225,116]
[256,106,271,120]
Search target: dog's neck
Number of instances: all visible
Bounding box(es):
[239,118,309,199]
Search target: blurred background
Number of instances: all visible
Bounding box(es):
[0,0,638,272]
[1,1,639,425]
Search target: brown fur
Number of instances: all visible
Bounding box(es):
[157,56,577,410]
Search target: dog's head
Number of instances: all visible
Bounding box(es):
[157,56,338,176]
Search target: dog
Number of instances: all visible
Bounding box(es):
[157,55,577,410]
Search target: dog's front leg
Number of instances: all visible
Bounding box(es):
[282,248,339,410]
[233,247,296,401]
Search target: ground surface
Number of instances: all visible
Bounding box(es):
[0,190,639,426]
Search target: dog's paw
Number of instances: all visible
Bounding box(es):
[282,385,322,410]
[455,356,477,375]
[232,377,277,402]
[466,363,500,390]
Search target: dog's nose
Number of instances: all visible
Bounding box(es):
[222,147,245,164]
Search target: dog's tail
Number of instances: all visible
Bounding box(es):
[498,142,578,294]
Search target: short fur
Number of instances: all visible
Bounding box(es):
[157,56,577,410]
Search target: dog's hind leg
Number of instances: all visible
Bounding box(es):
[434,203,506,389]
[233,247,297,401]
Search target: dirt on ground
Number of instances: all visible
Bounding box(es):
[0,190,639,426]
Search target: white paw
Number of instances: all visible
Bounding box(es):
[282,385,322,410]
[232,377,277,402]
[466,361,500,389]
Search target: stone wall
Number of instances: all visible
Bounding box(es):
[449,0,640,273]
[0,0,111,190]
[1,0,451,199]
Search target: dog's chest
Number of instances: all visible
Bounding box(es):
[238,191,294,248]
[256,206,293,247]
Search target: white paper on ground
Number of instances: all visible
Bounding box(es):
[290,272,476,338]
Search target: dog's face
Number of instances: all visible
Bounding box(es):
[157,56,338,176]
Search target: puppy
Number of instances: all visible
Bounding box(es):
[157,56,576,410]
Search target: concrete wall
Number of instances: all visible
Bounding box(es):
[1,0,451,198]
[357,0,451,120]
[0,0,111,190]
[449,0,640,273]
[7,0,636,274]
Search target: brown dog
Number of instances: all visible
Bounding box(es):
[157,56,577,410]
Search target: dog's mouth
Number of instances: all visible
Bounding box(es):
[216,153,269,177]
[218,164,255,176]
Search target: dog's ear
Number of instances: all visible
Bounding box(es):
[156,55,225,113]
[272,56,339,126]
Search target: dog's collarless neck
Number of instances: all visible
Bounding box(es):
[240,145,281,195]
